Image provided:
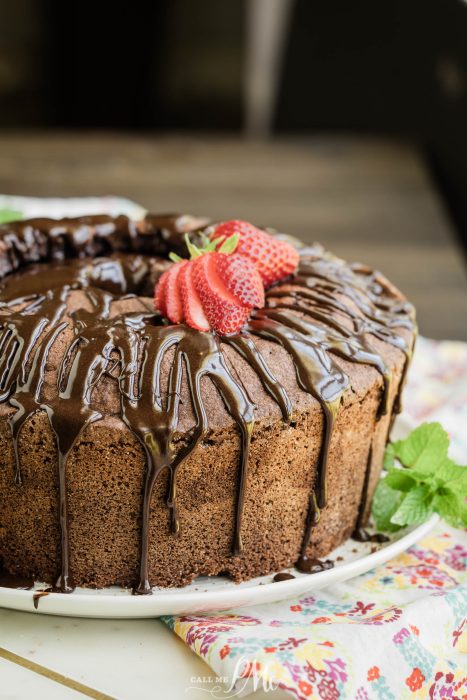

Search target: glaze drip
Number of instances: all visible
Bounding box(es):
[0,216,416,591]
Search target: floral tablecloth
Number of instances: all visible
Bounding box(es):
[163,337,467,699]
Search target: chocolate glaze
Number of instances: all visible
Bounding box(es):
[0,213,210,280]
[0,215,416,592]
[296,556,334,574]
[352,529,390,544]
[273,572,296,582]
[33,589,51,609]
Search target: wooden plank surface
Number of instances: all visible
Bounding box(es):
[0,132,465,339]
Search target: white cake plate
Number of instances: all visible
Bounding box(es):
[0,416,439,618]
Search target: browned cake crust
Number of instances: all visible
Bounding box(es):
[0,214,416,591]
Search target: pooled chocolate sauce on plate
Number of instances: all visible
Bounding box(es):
[296,556,334,574]
[0,214,416,593]
[33,589,52,609]
[352,529,390,544]
[273,572,296,582]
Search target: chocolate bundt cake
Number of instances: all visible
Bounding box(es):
[0,213,416,593]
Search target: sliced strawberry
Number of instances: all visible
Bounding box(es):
[154,260,187,323]
[215,253,264,308]
[193,253,250,334]
[155,228,270,335]
[211,220,299,287]
[154,269,168,317]
[179,262,210,331]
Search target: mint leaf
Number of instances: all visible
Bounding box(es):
[432,489,467,528]
[437,460,467,490]
[390,484,434,526]
[374,422,467,532]
[372,481,404,532]
[383,442,396,470]
[384,468,418,492]
[0,209,22,224]
[435,457,461,483]
[391,422,449,475]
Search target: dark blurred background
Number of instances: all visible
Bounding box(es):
[1,0,466,246]
[0,0,466,337]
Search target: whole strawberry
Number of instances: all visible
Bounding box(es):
[154,233,264,335]
[209,220,299,287]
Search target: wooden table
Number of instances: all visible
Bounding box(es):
[1,608,284,700]
[0,132,465,339]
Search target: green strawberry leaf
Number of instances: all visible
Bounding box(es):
[218,233,239,255]
[176,231,238,262]
[199,233,219,252]
[0,209,22,224]
[184,233,203,259]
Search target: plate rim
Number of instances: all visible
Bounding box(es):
[0,513,439,617]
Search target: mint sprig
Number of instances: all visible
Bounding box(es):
[372,422,467,531]
[0,209,22,224]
